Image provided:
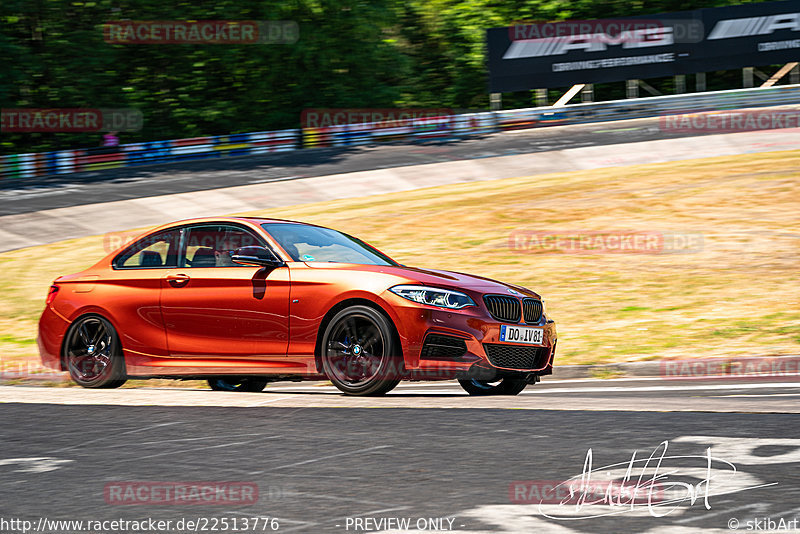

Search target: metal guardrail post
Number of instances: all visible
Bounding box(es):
[490,93,502,111]
[535,89,547,106]
[744,67,754,88]
[675,75,686,94]
[627,80,639,99]
[696,73,706,92]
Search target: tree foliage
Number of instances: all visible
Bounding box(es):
[0,0,775,154]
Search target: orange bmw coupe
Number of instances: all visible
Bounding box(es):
[38,217,557,396]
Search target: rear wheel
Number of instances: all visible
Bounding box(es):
[64,315,126,389]
[321,305,401,396]
[208,378,268,392]
[458,377,528,396]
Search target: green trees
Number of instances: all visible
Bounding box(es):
[0,0,769,154]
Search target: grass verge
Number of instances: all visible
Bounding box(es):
[1,150,798,381]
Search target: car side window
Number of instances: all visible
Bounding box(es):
[182,224,266,268]
[114,229,180,269]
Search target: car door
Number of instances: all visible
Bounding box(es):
[107,227,182,358]
[160,223,290,358]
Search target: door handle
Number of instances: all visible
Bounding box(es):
[166,273,190,283]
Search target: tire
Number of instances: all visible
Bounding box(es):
[208,378,268,392]
[458,377,528,396]
[321,305,401,396]
[64,315,127,389]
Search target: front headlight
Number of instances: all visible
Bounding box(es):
[389,285,476,309]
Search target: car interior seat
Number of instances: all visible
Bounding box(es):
[139,250,163,267]
[191,247,217,267]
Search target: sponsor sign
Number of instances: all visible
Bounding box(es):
[488,0,800,91]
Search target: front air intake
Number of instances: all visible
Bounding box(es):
[483,343,548,370]
[420,334,468,360]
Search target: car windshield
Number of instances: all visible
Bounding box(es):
[262,223,397,266]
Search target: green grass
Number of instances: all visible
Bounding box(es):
[0,334,35,346]
[1,149,799,372]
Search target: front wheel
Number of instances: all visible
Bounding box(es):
[321,305,401,396]
[208,378,268,392]
[64,315,127,388]
[458,377,528,396]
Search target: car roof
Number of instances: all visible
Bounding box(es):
[159,216,313,227]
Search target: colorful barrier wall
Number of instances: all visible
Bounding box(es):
[0,129,298,181]
[2,84,799,182]
[301,113,496,148]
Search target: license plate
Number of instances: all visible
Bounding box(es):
[499,325,544,345]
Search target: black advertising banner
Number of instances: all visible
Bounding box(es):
[487,0,800,92]
[701,1,800,72]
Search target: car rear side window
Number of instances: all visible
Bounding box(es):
[114,229,180,269]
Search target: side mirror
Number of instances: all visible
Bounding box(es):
[231,246,285,268]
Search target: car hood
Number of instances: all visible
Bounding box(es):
[305,262,541,299]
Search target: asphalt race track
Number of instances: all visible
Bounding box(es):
[2,377,800,533]
[0,113,789,217]
[3,113,800,533]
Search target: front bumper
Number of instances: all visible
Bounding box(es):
[391,302,557,380]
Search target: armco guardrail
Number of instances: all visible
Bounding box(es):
[0,130,298,181]
[494,83,800,130]
[2,84,799,182]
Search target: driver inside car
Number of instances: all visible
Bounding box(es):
[214,237,240,267]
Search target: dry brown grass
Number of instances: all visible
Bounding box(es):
[2,150,798,381]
